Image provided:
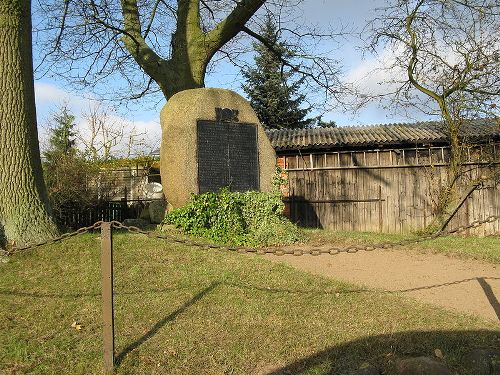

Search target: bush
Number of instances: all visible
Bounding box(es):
[162,187,301,246]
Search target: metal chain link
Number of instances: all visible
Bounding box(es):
[109,215,500,256]
[2,215,498,257]
[2,221,103,256]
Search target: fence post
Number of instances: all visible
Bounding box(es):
[378,186,383,233]
[101,222,115,374]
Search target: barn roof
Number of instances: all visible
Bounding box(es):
[266,119,499,151]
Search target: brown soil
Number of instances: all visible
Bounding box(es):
[266,246,500,321]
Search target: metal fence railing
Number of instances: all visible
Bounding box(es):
[56,198,165,229]
[57,202,128,228]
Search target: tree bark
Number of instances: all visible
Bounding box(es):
[0,0,59,246]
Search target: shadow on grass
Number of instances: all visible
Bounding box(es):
[2,279,499,374]
[114,281,219,366]
[0,285,196,299]
[227,277,500,295]
[226,276,500,321]
[0,224,5,249]
[477,277,500,320]
[264,329,500,375]
[3,277,498,300]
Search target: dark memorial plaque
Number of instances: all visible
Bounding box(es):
[227,123,259,191]
[197,120,259,193]
[197,121,228,192]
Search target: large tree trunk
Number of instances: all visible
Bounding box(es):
[0,0,59,247]
[158,57,206,100]
[120,0,265,99]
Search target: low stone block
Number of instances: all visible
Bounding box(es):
[396,357,453,375]
[149,200,167,224]
[351,362,380,375]
[122,218,150,229]
[463,348,500,375]
[139,206,150,221]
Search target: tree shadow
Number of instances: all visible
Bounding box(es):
[264,329,500,375]
[287,195,322,228]
[477,277,500,320]
[0,285,193,299]
[227,276,500,322]
[0,224,6,249]
[226,277,500,297]
[352,154,391,188]
[4,276,498,373]
[114,281,219,366]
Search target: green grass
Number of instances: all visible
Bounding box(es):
[303,229,500,263]
[0,232,498,374]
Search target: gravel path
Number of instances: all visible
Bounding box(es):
[266,247,500,321]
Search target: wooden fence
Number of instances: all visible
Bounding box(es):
[280,144,499,235]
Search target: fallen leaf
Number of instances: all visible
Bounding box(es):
[434,348,444,359]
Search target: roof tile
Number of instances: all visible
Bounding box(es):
[266,120,499,151]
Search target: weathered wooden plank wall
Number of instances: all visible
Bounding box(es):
[282,144,499,235]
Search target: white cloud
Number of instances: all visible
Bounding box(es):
[75,109,161,158]
[326,45,440,126]
[35,81,92,111]
[346,45,407,97]
[35,81,161,158]
[35,82,70,104]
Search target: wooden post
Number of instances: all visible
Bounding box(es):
[101,222,115,374]
[378,186,383,233]
[466,197,471,236]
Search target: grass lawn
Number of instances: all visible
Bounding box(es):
[303,229,500,264]
[1,231,499,375]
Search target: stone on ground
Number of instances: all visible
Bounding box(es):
[463,349,500,375]
[395,357,453,375]
[350,362,380,375]
[122,218,150,229]
[149,200,167,224]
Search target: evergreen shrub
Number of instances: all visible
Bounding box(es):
[162,187,301,247]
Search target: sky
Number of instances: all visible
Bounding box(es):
[33,0,435,154]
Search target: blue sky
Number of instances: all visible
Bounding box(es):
[33,0,435,152]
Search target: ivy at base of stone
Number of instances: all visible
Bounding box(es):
[161,187,301,247]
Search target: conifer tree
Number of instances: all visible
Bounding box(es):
[43,105,77,162]
[42,106,96,225]
[242,16,313,130]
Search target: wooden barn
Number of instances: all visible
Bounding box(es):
[266,119,500,235]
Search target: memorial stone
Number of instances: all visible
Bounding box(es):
[160,88,276,209]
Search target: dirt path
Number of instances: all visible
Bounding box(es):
[266,247,500,321]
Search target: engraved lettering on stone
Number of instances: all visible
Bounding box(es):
[215,107,239,123]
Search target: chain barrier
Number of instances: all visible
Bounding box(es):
[110,215,499,256]
[2,215,498,258]
[1,221,103,257]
